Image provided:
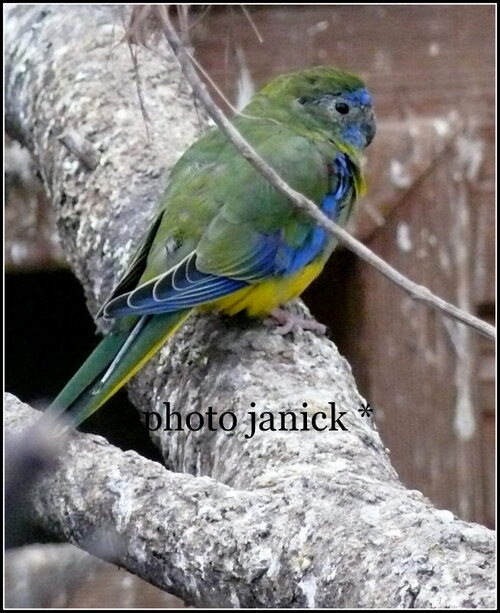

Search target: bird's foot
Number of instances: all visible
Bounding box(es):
[265,308,327,336]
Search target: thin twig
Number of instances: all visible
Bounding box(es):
[186,48,243,116]
[158,7,495,342]
[127,43,152,143]
[240,5,264,43]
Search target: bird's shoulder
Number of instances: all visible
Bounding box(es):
[142,118,343,280]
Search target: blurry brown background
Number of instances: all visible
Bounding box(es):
[5,6,495,605]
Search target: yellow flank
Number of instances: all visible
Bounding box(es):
[209,258,326,317]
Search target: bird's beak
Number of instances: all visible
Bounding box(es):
[364,110,376,147]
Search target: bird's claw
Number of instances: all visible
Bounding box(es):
[265,308,327,336]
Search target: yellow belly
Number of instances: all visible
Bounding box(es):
[206,258,326,317]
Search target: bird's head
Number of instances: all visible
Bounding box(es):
[245,66,376,150]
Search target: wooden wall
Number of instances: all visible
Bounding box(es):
[193,4,495,527]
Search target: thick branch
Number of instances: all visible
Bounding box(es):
[5,5,495,608]
[5,394,495,608]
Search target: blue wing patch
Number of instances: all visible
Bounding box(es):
[275,153,352,275]
[104,153,353,319]
[103,253,247,317]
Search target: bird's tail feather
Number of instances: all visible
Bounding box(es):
[44,309,192,426]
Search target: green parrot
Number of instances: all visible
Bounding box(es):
[46,66,376,426]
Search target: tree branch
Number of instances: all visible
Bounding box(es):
[5,5,495,608]
[154,6,495,342]
[5,394,496,608]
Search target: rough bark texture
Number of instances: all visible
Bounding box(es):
[5,5,496,609]
[5,395,496,608]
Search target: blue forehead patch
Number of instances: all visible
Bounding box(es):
[344,88,372,107]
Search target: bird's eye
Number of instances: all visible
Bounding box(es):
[297,97,307,104]
[335,102,350,115]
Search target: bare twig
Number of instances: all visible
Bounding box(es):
[127,43,152,143]
[121,5,161,48]
[185,48,243,116]
[240,5,264,43]
[157,7,495,342]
